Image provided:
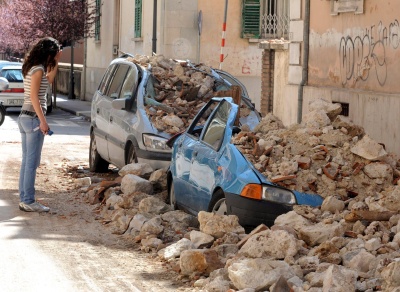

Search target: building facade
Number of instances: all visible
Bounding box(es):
[303,0,400,156]
[85,0,289,112]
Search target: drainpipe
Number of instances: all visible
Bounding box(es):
[152,0,157,54]
[297,0,310,124]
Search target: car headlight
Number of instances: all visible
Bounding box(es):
[143,134,170,151]
[262,186,296,204]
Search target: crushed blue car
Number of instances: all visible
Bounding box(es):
[167,97,323,228]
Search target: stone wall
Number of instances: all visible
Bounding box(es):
[55,63,84,100]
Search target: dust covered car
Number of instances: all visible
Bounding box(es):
[167,97,323,228]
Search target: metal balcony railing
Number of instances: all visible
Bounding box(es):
[260,0,289,39]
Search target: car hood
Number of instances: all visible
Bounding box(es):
[237,146,323,207]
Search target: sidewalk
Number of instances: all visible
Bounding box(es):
[54,94,91,121]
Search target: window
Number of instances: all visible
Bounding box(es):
[118,67,138,100]
[95,0,101,41]
[0,69,23,83]
[335,102,349,117]
[134,0,142,38]
[202,101,231,150]
[98,65,115,95]
[106,64,130,99]
[242,0,289,39]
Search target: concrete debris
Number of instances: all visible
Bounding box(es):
[190,230,215,249]
[238,229,303,261]
[138,196,172,215]
[231,100,396,204]
[198,211,245,239]
[121,174,153,195]
[74,177,91,187]
[180,249,224,276]
[118,163,154,178]
[158,238,194,260]
[127,54,251,135]
[74,99,400,291]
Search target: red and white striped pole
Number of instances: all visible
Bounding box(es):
[219,0,228,69]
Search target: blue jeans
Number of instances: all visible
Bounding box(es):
[18,115,45,204]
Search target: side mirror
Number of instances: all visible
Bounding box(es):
[0,77,9,91]
[111,98,127,110]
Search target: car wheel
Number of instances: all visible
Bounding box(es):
[0,105,5,126]
[168,181,177,209]
[89,132,109,172]
[126,143,137,165]
[46,98,53,114]
[209,189,228,215]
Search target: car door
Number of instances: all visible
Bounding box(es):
[100,63,131,167]
[187,100,233,212]
[92,64,117,162]
[173,99,219,211]
[108,64,139,167]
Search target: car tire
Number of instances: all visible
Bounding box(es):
[208,189,228,216]
[168,180,177,209]
[89,132,109,172]
[126,143,137,165]
[0,105,5,126]
[46,99,53,114]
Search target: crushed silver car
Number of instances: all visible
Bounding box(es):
[90,54,261,172]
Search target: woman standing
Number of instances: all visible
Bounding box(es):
[18,37,61,212]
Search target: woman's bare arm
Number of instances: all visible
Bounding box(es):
[46,50,62,84]
[30,69,49,133]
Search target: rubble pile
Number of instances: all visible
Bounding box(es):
[233,99,398,204]
[72,99,400,292]
[128,54,249,134]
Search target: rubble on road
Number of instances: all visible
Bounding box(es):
[70,99,400,291]
[128,54,252,135]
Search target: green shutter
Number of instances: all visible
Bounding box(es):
[242,0,260,38]
[134,0,142,38]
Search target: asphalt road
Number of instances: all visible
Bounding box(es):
[0,108,193,292]
[0,108,93,291]
[1,107,90,141]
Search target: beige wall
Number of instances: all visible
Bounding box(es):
[198,0,262,110]
[272,0,304,126]
[272,50,299,125]
[85,0,118,100]
[309,0,400,92]
[302,0,400,155]
[162,0,198,60]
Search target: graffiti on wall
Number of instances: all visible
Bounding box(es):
[339,20,399,86]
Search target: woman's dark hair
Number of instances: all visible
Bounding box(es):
[22,37,60,77]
